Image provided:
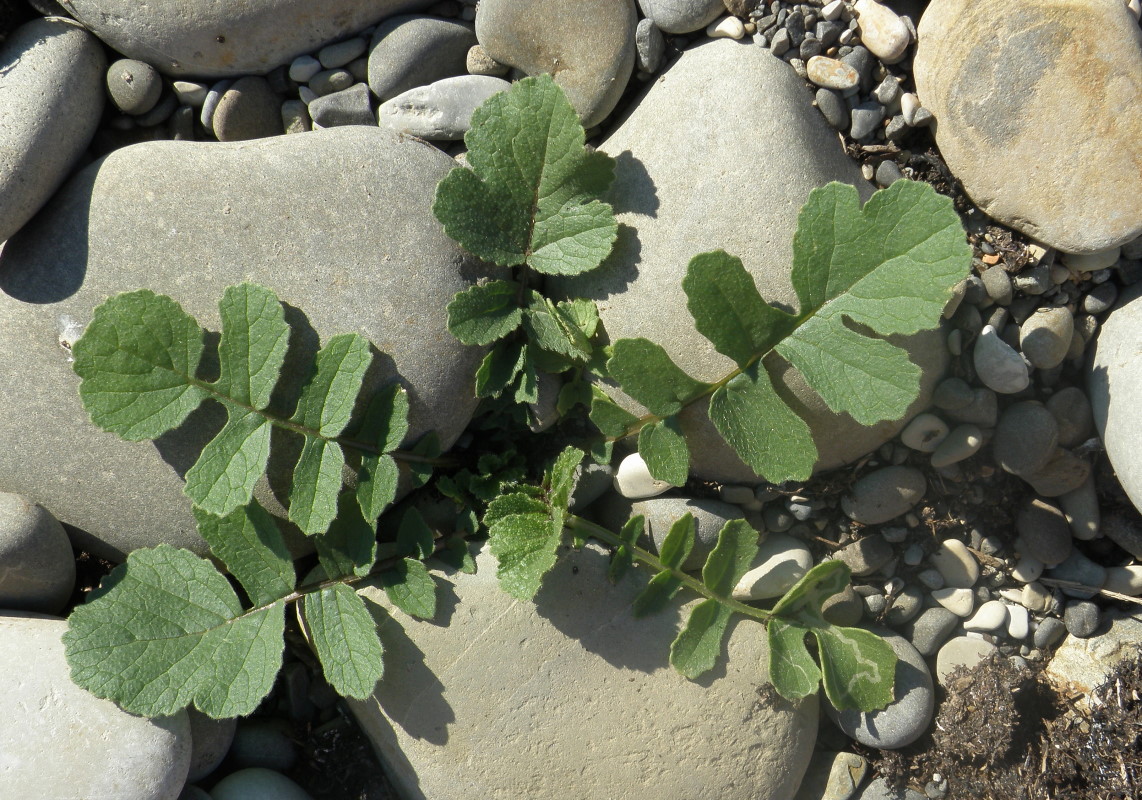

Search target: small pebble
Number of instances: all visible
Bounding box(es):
[1103,565,1142,596]
[903,542,924,566]
[853,0,911,63]
[1020,581,1052,613]
[935,637,997,685]
[905,606,959,656]
[900,412,948,452]
[929,538,979,588]
[815,87,850,129]
[467,44,511,77]
[1020,306,1074,369]
[707,15,745,39]
[1022,449,1090,498]
[1006,604,1030,639]
[932,377,974,411]
[1059,476,1100,541]
[309,69,355,97]
[308,82,374,128]
[835,535,894,577]
[929,424,982,468]
[1045,387,1094,448]
[732,534,813,600]
[973,325,1029,394]
[849,101,884,139]
[875,159,904,187]
[199,78,233,133]
[172,80,209,108]
[106,58,162,115]
[1013,265,1052,295]
[634,19,665,73]
[318,37,367,69]
[963,599,1008,633]
[281,99,312,134]
[980,266,1013,305]
[289,54,322,83]
[885,584,924,625]
[806,55,859,90]
[1033,617,1067,649]
[916,568,945,591]
[931,586,974,617]
[992,401,1058,476]
[1062,247,1120,272]
[1016,498,1072,567]
[841,466,926,525]
[1011,553,1044,584]
[1083,282,1118,315]
[1046,549,1106,599]
[614,453,674,499]
[213,76,282,141]
[1063,601,1101,638]
[822,584,865,626]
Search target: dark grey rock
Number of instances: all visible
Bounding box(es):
[875,159,904,186]
[1083,281,1118,315]
[905,606,959,656]
[368,15,476,101]
[826,632,934,749]
[980,265,1013,305]
[1047,549,1106,599]
[58,0,436,78]
[1020,306,1073,368]
[884,584,924,626]
[1016,498,1072,567]
[477,0,637,127]
[1063,600,1101,638]
[945,387,998,427]
[0,127,492,560]
[213,76,283,141]
[635,17,665,72]
[821,584,864,626]
[0,493,74,614]
[840,45,874,91]
[835,535,894,577]
[309,68,355,96]
[849,101,885,139]
[993,401,1059,476]
[638,0,725,33]
[106,58,162,115]
[0,17,105,243]
[229,719,297,771]
[815,87,850,129]
[1045,386,1094,448]
[308,82,374,127]
[1103,512,1142,560]
[1033,616,1067,649]
[932,376,974,411]
[842,467,926,524]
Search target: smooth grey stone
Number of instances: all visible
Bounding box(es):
[318,36,367,68]
[821,584,864,626]
[637,496,746,570]
[466,44,509,77]
[1047,549,1106,599]
[1012,264,1052,296]
[840,45,874,92]
[568,462,614,513]
[134,91,178,127]
[826,632,934,749]
[0,128,492,560]
[1083,281,1118,315]
[1063,600,1101,638]
[905,606,958,656]
[308,68,355,96]
[351,542,818,799]
[171,105,196,140]
[1016,498,1072,567]
[914,0,1142,253]
[281,98,312,134]
[842,467,926,525]
[553,40,943,483]
[635,17,665,72]
[173,80,209,107]
[213,76,283,141]
[934,635,997,685]
[289,54,322,83]
[368,15,476,102]
[477,0,637,127]
[229,718,297,771]
[734,533,813,600]
[992,401,1058,476]
[1045,386,1093,448]
[884,584,924,625]
[199,78,232,131]
[931,376,973,410]
[929,423,982,468]
[1022,448,1090,498]
[849,101,885,139]
[1019,306,1073,368]
[855,777,926,800]
[308,82,374,127]
[1089,282,1142,514]
[211,769,314,800]
[1033,616,1067,649]
[378,75,510,140]
[638,0,725,33]
[0,613,191,799]
[58,0,436,78]
[835,535,894,577]
[106,58,162,115]
[875,159,904,186]
[1103,512,1142,559]
[815,87,849,129]
[0,17,105,244]
[945,387,998,427]
[0,492,74,614]
[186,709,237,783]
[980,265,1013,305]
[1060,475,1099,540]
[770,27,792,55]
[973,324,1029,394]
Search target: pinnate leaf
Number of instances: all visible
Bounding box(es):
[63,544,286,719]
[380,558,437,620]
[184,408,273,514]
[193,503,294,606]
[637,417,688,486]
[631,514,694,617]
[213,283,290,409]
[315,492,378,579]
[302,583,385,698]
[432,74,618,276]
[72,289,207,441]
[608,514,643,584]
[607,338,709,418]
[447,281,523,345]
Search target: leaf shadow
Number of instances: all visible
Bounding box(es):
[607,150,658,218]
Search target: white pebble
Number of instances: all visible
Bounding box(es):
[172,80,208,108]
[964,599,1008,632]
[930,424,983,468]
[1129,0,1142,21]
[289,54,322,84]
[1104,565,1142,596]
[900,92,920,126]
[822,0,845,20]
[1020,581,1052,613]
[732,534,813,600]
[973,324,1030,394]
[929,538,979,588]
[1011,553,1044,583]
[707,16,745,39]
[854,0,911,63]
[614,453,674,499]
[932,586,975,617]
[1006,604,1030,639]
[900,412,949,452]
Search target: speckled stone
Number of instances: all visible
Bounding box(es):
[368,15,477,102]
[842,467,926,524]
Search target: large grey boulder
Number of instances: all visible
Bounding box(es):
[1088,282,1142,515]
[0,17,105,244]
[554,39,947,483]
[914,0,1142,254]
[0,612,192,800]
[0,127,491,560]
[349,542,818,799]
[58,0,434,77]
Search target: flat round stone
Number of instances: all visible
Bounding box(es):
[806,55,859,90]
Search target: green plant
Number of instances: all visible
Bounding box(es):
[61,76,970,722]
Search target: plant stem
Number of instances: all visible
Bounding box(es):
[565,515,773,623]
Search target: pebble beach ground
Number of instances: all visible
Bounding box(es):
[1,0,1141,798]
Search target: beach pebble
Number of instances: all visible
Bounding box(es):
[945,387,998,427]
[1046,612,1142,695]
[1063,247,1122,272]
[308,82,374,127]
[806,56,859,90]
[815,87,850,130]
[929,538,979,588]
[707,16,745,38]
[635,497,744,570]
[849,101,885,139]
[186,709,237,783]
[853,0,911,63]
[1047,549,1106,599]
[281,99,312,134]
[106,58,162,115]
[1104,513,1142,559]
[172,80,209,107]
[1063,601,1101,638]
[1016,498,1072,567]
[884,585,924,626]
[1034,616,1068,649]
[932,377,974,411]
[913,0,1142,253]
[477,0,637,127]
[614,452,675,499]
[466,44,510,77]
[835,535,894,577]
[1103,565,1142,597]
[963,599,1008,633]
[1060,477,1100,540]
[0,492,74,614]
[211,768,315,800]
[855,778,926,800]
[842,467,926,525]
[932,586,974,617]
[973,325,1029,394]
[309,68,354,96]
[905,607,959,656]
[0,17,106,244]
[318,36,367,68]
[900,413,948,452]
[378,75,510,140]
[935,637,997,685]
[794,750,869,800]
[1019,306,1074,369]
[930,424,982,468]
[827,632,933,749]
[1011,553,1044,584]
[1022,448,1090,498]
[992,401,1058,476]
[569,463,615,513]
[1083,282,1118,315]
[732,533,813,600]
[199,78,232,130]
[639,0,726,33]
[822,584,865,627]
[213,76,283,141]
[289,54,322,83]
[1006,604,1030,639]
[980,266,1013,305]
[0,613,191,799]
[1021,581,1052,613]
[1045,387,1094,448]
[874,159,904,187]
[368,15,476,102]
[635,17,665,72]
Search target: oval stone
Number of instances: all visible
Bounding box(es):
[0,127,492,560]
